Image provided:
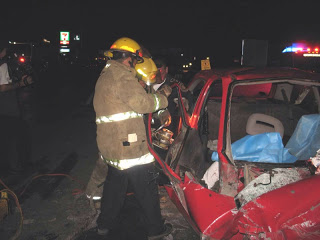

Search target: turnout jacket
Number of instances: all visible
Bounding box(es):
[93,60,168,170]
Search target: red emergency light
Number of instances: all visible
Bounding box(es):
[295,47,320,54]
[19,57,25,63]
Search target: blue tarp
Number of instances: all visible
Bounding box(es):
[285,114,320,160]
[211,132,297,163]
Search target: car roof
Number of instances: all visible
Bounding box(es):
[212,67,320,82]
[192,67,320,82]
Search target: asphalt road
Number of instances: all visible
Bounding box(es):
[0,64,198,240]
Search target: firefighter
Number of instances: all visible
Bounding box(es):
[135,56,159,90]
[154,58,194,137]
[85,37,172,239]
[135,57,172,128]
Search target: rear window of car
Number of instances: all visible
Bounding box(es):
[209,82,272,99]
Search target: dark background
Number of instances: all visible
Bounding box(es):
[2,0,320,62]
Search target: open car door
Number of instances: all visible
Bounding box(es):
[149,73,240,239]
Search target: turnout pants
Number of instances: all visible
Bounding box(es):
[97,162,164,236]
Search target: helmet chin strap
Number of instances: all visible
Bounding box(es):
[128,55,135,68]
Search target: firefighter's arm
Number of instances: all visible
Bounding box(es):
[118,76,169,114]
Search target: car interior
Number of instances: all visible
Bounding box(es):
[213,82,319,189]
[208,82,319,151]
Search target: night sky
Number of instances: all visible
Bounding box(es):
[2,0,320,58]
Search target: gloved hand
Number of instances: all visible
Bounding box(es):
[157,84,172,98]
[158,109,171,127]
[85,156,108,210]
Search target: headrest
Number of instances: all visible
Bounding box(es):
[246,113,284,138]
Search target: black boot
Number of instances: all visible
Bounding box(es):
[77,227,110,240]
[148,223,173,240]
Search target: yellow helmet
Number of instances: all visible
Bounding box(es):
[135,57,158,85]
[106,37,143,63]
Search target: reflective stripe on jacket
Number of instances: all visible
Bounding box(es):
[96,111,143,124]
[100,152,154,170]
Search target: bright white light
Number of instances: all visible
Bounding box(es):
[189,63,192,66]
[303,53,320,57]
[206,57,210,60]
[181,53,184,57]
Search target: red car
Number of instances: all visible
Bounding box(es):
[149,67,320,239]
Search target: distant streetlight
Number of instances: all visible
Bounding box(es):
[9,41,28,45]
